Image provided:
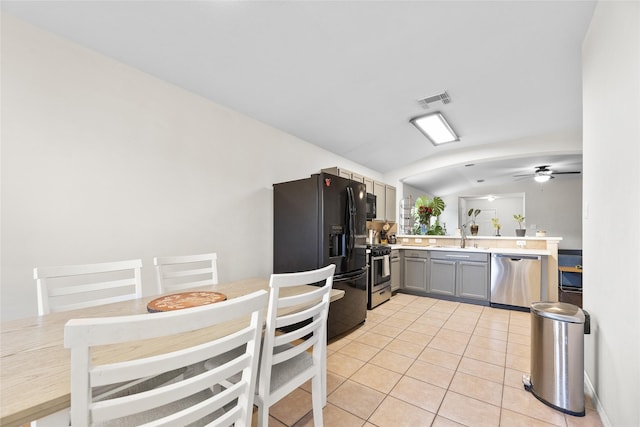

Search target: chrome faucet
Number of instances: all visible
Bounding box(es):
[460,224,467,248]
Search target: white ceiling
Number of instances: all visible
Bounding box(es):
[403,153,583,196]
[2,1,595,195]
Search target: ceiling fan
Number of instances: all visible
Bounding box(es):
[514,165,581,182]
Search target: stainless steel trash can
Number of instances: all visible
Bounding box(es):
[523,302,589,416]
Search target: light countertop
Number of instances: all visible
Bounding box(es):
[395,235,562,241]
[388,244,550,256]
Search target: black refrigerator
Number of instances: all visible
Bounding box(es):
[273,173,367,339]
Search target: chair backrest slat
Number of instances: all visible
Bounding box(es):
[52,294,140,314]
[91,326,256,387]
[271,337,315,366]
[34,259,142,315]
[275,284,328,309]
[154,252,218,293]
[162,267,215,279]
[275,303,325,328]
[47,278,137,296]
[274,317,323,346]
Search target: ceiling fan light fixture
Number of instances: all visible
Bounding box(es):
[534,174,551,183]
[410,112,459,145]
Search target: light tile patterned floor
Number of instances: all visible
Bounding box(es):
[257,293,604,427]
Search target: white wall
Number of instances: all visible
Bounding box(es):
[582,2,640,426]
[445,178,582,248]
[0,15,381,321]
[457,194,524,237]
[387,136,583,247]
[385,131,582,186]
[406,177,582,248]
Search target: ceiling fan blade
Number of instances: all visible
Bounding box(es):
[513,174,535,177]
[552,171,581,175]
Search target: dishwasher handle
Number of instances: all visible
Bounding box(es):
[492,254,541,261]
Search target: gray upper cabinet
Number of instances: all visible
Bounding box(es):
[373,181,386,221]
[322,167,356,181]
[322,167,396,222]
[373,181,397,222]
[351,172,364,183]
[364,177,374,194]
[385,185,396,222]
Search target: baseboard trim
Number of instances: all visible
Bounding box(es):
[584,371,612,427]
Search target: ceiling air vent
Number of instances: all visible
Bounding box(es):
[418,91,451,109]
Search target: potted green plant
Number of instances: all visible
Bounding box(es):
[491,218,501,236]
[414,196,446,235]
[513,214,526,236]
[467,208,481,235]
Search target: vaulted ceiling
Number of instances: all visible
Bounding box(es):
[2,1,595,194]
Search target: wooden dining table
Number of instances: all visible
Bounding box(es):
[0,277,345,427]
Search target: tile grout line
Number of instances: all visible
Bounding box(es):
[321,295,578,427]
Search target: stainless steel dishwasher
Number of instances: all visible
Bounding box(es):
[491,254,541,309]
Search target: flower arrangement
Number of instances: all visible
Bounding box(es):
[418,205,434,225]
[413,196,446,235]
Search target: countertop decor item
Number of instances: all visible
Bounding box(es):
[414,196,446,235]
[468,208,481,235]
[513,214,526,237]
[491,218,501,236]
[147,291,226,312]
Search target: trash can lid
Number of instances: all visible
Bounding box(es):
[531,302,585,323]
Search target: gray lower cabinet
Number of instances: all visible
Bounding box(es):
[458,260,489,300]
[390,249,401,292]
[429,258,456,296]
[402,250,428,293]
[429,251,490,302]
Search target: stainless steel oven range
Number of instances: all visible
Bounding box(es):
[367,244,391,309]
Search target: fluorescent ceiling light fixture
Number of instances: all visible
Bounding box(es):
[410,112,459,145]
[534,174,552,183]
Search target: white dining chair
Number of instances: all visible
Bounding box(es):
[64,289,267,427]
[34,259,142,315]
[32,258,153,427]
[255,264,335,427]
[153,252,218,293]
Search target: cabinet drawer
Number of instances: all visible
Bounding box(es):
[403,249,429,259]
[430,251,488,262]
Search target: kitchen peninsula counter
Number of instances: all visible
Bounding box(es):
[390,235,562,301]
[389,244,550,256]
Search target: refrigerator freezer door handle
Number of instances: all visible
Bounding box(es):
[334,268,367,282]
[346,187,356,256]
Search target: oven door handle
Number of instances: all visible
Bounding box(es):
[370,255,391,280]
